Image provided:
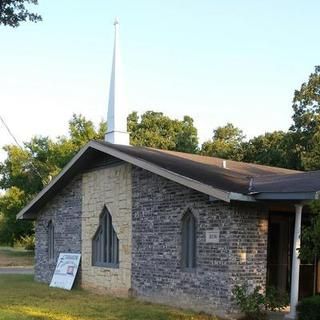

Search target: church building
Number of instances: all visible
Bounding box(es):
[17,20,320,319]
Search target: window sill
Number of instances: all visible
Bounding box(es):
[182,267,196,273]
[92,263,119,269]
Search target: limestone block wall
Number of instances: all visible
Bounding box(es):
[131,166,268,315]
[81,163,132,295]
[34,176,82,283]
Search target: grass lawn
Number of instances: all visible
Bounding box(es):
[0,246,34,267]
[0,275,217,320]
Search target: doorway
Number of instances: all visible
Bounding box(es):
[267,212,319,299]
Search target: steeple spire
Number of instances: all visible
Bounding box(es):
[105,18,130,145]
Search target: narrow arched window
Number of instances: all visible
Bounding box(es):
[182,210,196,270]
[92,207,119,267]
[48,221,54,261]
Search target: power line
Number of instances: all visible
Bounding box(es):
[0,115,23,149]
[0,114,47,183]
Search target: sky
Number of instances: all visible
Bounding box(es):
[0,0,320,161]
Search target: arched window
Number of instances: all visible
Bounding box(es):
[92,207,119,267]
[182,210,196,270]
[48,221,54,261]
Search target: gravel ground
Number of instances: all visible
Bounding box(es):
[0,267,34,275]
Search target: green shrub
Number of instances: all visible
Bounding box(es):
[233,285,289,320]
[297,295,320,320]
[15,234,35,251]
[265,286,289,311]
[233,285,267,320]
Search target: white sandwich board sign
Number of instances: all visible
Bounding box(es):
[50,253,81,290]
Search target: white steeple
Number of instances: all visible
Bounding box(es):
[105,18,130,145]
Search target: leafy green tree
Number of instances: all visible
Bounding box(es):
[201,123,245,160]
[128,111,199,153]
[0,140,48,194]
[301,131,320,170]
[291,66,320,136]
[0,114,106,245]
[128,111,178,150]
[49,114,106,170]
[242,131,301,169]
[290,66,320,169]
[0,187,33,246]
[0,0,41,27]
[175,116,199,154]
[0,114,106,193]
[68,114,106,149]
[299,201,320,263]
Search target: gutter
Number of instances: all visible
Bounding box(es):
[252,191,319,201]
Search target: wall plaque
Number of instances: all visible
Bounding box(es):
[206,228,220,243]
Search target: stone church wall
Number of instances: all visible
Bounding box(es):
[131,166,268,316]
[81,163,132,295]
[34,176,82,283]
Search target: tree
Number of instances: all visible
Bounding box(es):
[201,123,245,160]
[175,116,199,154]
[273,66,320,266]
[0,187,33,245]
[68,114,106,149]
[0,138,52,194]
[49,114,106,170]
[0,114,106,245]
[127,111,199,153]
[299,201,320,264]
[242,131,301,169]
[0,0,41,27]
[290,66,320,169]
[0,114,106,193]
[291,66,320,136]
[301,131,320,170]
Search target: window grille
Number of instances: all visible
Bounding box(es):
[92,207,119,267]
[48,221,54,261]
[182,210,196,270]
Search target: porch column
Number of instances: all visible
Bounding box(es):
[286,203,303,319]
